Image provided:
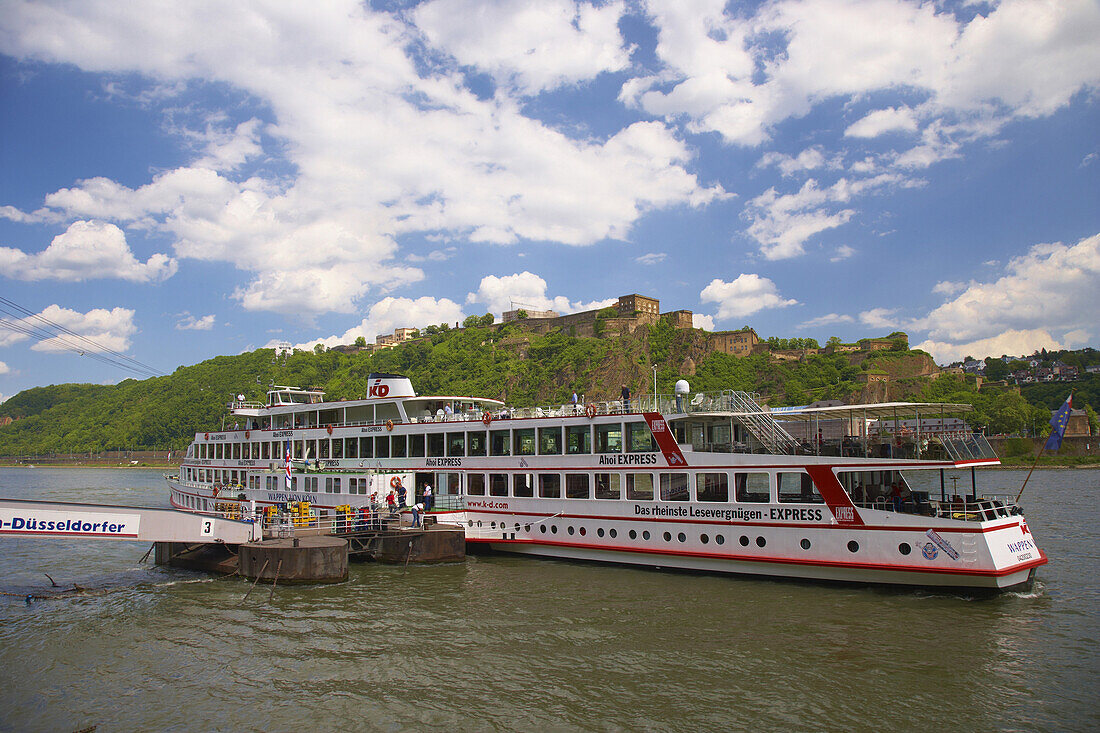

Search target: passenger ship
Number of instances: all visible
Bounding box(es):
[167,373,1046,591]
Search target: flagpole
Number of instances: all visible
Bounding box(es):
[1015,443,1047,503]
[1017,392,1072,503]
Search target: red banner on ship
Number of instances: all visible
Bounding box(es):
[642,412,688,467]
[805,465,864,525]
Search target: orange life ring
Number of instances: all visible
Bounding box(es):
[327,425,333,435]
[585,404,597,419]
[204,432,209,440]
[482,411,492,426]
[390,476,402,488]
[386,420,394,431]
[245,430,250,439]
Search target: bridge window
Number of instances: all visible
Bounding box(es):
[735,473,771,503]
[467,474,486,495]
[490,429,511,456]
[595,423,622,453]
[595,473,621,499]
[391,435,407,458]
[567,425,591,454]
[428,433,445,458]
[626,473,654,500]
[513,428,536,456]
[539,473,561,498]
[697,472,729,502]
[539,427,562,455]
[513,473,534,497]
[660,473,689,502]
[489,473,508,497]
[566,474,591,499]
[627,422,657,452]
[778,472,822,503]
[447,432,465,457]
[408,434,424,457]
[359,437,374,458]
[467,430,487,457]
[374,436,390,458]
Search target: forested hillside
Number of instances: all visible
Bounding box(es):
[1,320,1095,454]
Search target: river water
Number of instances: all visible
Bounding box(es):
[0,467,1096,732]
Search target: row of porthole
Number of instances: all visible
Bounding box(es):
[469,520,910,557]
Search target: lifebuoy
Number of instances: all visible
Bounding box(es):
[204,432,209,440]
[245,430,250,439]
[585,404,597,419]
[482,411,492,426]
[390,476,402,488]
[385,420,394,431]
[327,425,333,435]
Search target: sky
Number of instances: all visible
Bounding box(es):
[1,0,1098,401]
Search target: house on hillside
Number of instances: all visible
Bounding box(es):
[710,328,760,357]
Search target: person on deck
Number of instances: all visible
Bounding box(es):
[396,480,407,508]
[422,484,433,511]
[621,385,631,413]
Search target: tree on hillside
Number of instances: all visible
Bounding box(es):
[354,336,366,347]
[983,358,1009,381]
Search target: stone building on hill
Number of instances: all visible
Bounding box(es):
[709,328,760,357]
[509,293,697,338]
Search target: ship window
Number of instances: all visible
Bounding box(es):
[408,434,424,457]
[539,474,561,498]
[513,428,536,456]
[539,427,563,455]
[305,477,318,492]
[242,443,250,459]
[490,429,511,456]
[332,439,343,459]
[359,437,374,458]
[214,443,222,460]
[489,473,508,497]
[697,473,729,502]
[325,477,340,493]
[391,435,407,458]
[345,438,358,459]
[233,442,241,459]
[627,422,657,452]
[428,433,445,458]
[778,472,822,503]
[374,436,390,458]
[294,440,305,460]
[626,473,654,500]
[595,423,623,453]
[566,474,590,499]
[513,473,534,498]
[467,474,486,496]
[735,473,770,503]
[566,425,591,454]
[447,432,465,457]
[595,473,621,499]
[303,440,315,461]
[438,473,460,495]
[660,473,689,502]
[318,439,329,459]
[261,442,269,460]
[467,430,486,457]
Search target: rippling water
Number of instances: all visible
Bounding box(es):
[1,467,1097,732]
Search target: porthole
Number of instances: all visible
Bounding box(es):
[468,520,474,527]
[568,526,575,535]
[579,527,586,536]
[739,535,750,546]
[525,524,531,532]
[609,529,617,539]
[663,531,672,542]
[540,525,546,533]
[800,538,811,550]
[756,536,766,548]
[490,521,497,529]
[643,530,651,540]
[514,523,520,531]
[477,520,483,528]
[848,540,860,553]
[716,535,725,545]
[629,529,637,539]
[677,532,686,543]
[551,525,558,534]
[597,528,605,538]
[701,534,710,544]
[898,542,911,555]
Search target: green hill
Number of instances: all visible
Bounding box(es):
[0,321,1095,455]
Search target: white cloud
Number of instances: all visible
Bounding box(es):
[699,274,798,320]
[916,329,1065,365]
[466,271,616,315]
[0,360,9,375]
[0,220,177,282]
[290,296,466,350]
[0,2,722,317]
[799,313,855,329]
[859,308,902,331]
[635,252,667,265]
[692,313,715,331]
[845,106,918,138]
[406,247,457,263]
[932,280,967,296]
[176,314,215,331]
[413,0,631,95]
[757,147,837,177]
[0,305,137,353]
[830,245,855,262]
[916,232,1100,344]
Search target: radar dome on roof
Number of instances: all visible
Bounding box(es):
[674,379,690,394]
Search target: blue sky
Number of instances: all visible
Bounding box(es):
[1,0,1098,400]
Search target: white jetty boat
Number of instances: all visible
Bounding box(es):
[167,373,1046,591]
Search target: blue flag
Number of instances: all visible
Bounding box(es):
[1045,394,1073,451]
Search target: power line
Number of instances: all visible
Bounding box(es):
[0,297,164,379]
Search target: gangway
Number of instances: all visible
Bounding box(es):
[0,498,260,544]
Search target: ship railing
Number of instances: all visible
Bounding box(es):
[854,495,1018,522]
